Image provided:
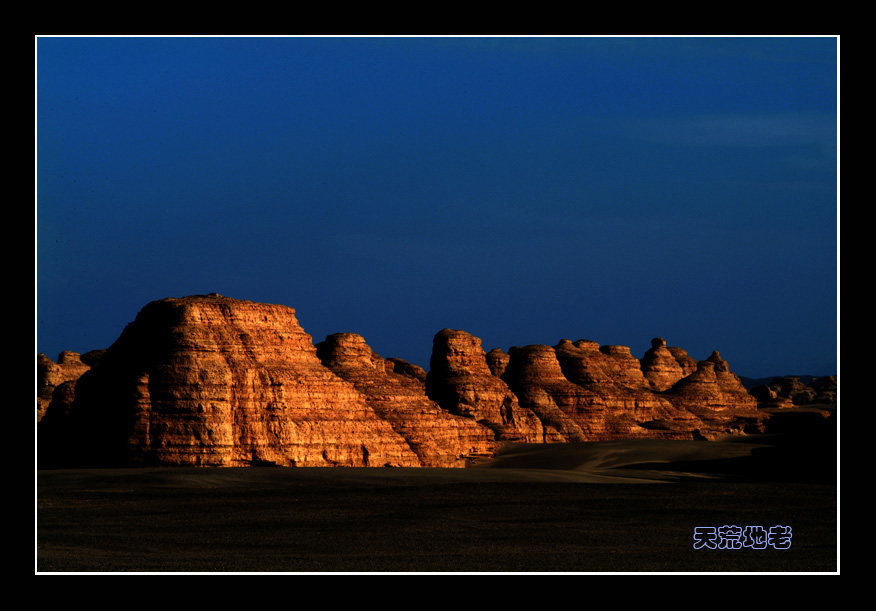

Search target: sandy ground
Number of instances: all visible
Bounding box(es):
[36,409,837,573]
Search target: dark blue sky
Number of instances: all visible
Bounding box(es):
[36,36,838,378]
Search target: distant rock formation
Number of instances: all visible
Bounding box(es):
[663,360,763,437]
[37,350,102,422]
[38,295,774,468]
[751,375,837,409]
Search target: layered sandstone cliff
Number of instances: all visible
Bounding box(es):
[44,295,422,467]
[493,340,709,442]
[552,340,705,438]
[662,360,764,437]
[641,338,686,391]
[425,330,542,442]
[38,294,771,467]
[316,332,498,466]
[501,344,603,442]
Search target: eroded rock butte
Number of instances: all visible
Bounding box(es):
[39,294,772,468]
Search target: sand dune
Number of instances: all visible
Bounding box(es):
[468,437,768,483]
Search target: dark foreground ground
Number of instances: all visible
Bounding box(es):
[36,408,837,573]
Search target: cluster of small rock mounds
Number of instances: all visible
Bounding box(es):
[35,294,811,469]
[748,375,837,408]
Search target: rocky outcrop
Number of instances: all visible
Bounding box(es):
[668,347,698,377]
[37,351,101,422]
[663,361,765,438]
[808,376,838,404]
[38,294,776,467]
[706,351,758,407]
[599,344,652,389]
[316,332,497,467]
[749,384,796,409]
[641,338,686,391]
[496,341,703,442]
[751,375,837,408]
[46,295,423,468]
[385,357,427,382]
[426,330,542,442]
[485,348,510,378]
[552,340,704,439]
[502,344,598,442]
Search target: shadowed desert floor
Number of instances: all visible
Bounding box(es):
[36,408,837,573]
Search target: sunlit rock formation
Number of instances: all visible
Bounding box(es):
[426,329,542,442]
[38,294,773,467]
[502,344,606,442]
[485,347,510,378]
[316,332,498,466]
[668,346,698,377]
[552,339,704,439]
[662,360,765,438]
[44,295,422,467]
[37,351,99,422]
[641,337,686,391]
[599,344,652,389]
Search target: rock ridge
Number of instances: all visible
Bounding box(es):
[750,375,837,408]
[38,295,773,468]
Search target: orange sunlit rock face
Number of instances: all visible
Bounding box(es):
[42,295,420,467]
[426,329,543,443]
[316,332,498,467]
[38,294,771,467]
